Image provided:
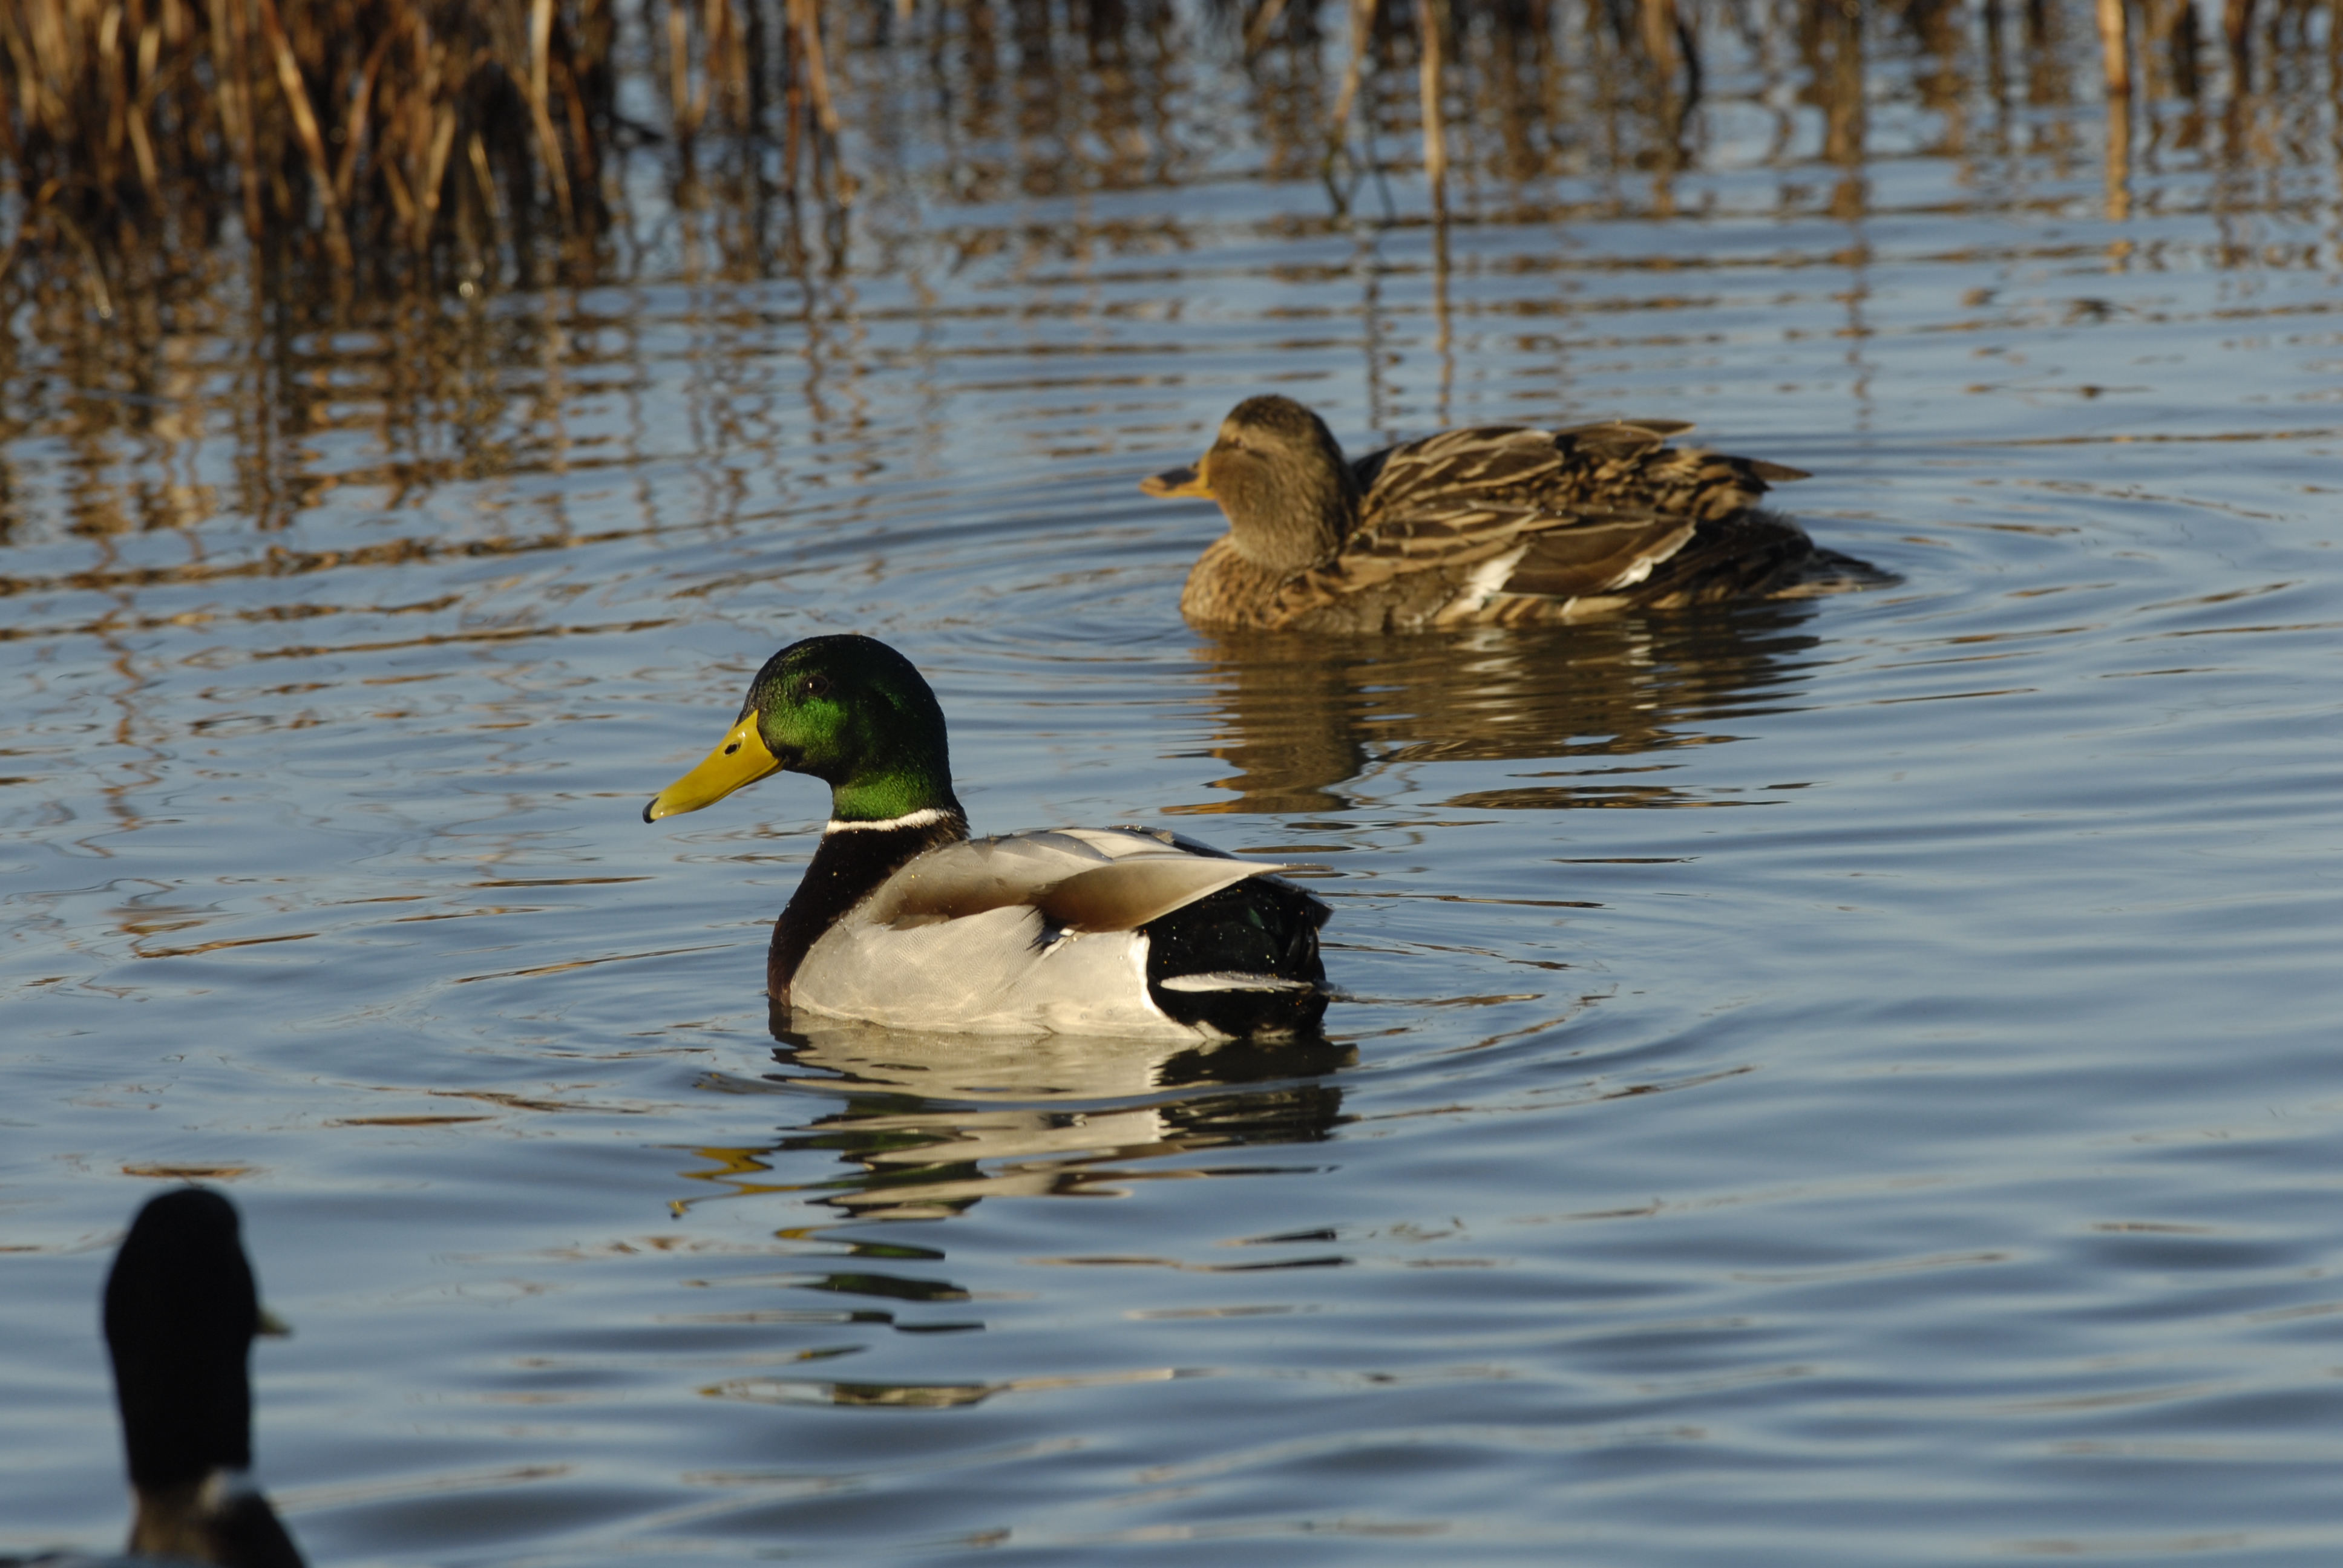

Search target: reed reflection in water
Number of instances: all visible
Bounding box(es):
[3,0,2318,312]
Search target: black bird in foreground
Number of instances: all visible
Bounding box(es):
[97,1187,304,1567]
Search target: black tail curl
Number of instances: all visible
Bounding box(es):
[1143,877,1330,1038]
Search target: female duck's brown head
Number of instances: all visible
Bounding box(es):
[1142,396,1362,574]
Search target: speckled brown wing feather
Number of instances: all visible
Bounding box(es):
[1498,517,1701,599]
[1251,426,1584,629]
[1495,426,1809,598]
[1535,425,1804,524]
[1182,419,1822,633]
[1269,420,1806,629]
[1354,423,1581,524]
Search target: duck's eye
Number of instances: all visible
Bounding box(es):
[795,674,831,701]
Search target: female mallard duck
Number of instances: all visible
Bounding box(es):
[1142,394,1883,633]
[100,1187,303,1568]
[643,635,1328,1039]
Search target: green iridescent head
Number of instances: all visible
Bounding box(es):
[643,635,963,826]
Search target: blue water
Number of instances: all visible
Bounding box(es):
[7,7,2343,1561]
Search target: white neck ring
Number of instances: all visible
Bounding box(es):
[825,806,951,834]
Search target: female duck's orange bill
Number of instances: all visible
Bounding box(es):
[1139,460,1214,498]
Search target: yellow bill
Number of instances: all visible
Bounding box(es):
[257,1304,293,1338]
[1139,458,1214,498]
[644,711,783,822]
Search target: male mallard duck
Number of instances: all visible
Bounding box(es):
[1142,394,1882,632]
[102,1188,303,1568]
[643,635,1328,1038]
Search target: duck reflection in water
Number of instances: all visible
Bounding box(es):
[683,1018,1352,1226]
[1178,600,1838,815]
[676,1021,1353,1410]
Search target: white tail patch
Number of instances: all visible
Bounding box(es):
[1158,972,1319,993]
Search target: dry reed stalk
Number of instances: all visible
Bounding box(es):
[786,0,851,198]
[1326,0,1377,163]
[1640,0,1681,86]
[788,0,843,140]
[1245,0,1293,54]
[211,0,267,243]
[2103,63,2131,217]
[2222,0,2253,83]
[708,0,748,130]
[2138,0,2198,97]
[1807,0,1864,166]
[528,0,574,221]
[667,0,700,143]
[255,0,354,267]
[2097,0,2131,95]
[335,31,393,204]
[1416,0,1448,211]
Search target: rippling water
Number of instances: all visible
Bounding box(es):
[8,7,2343,1562]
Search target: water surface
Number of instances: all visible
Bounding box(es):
[7,7,2343,1563]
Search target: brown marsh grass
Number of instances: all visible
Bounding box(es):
[0,0,854,301]
[0,0,2285,313]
